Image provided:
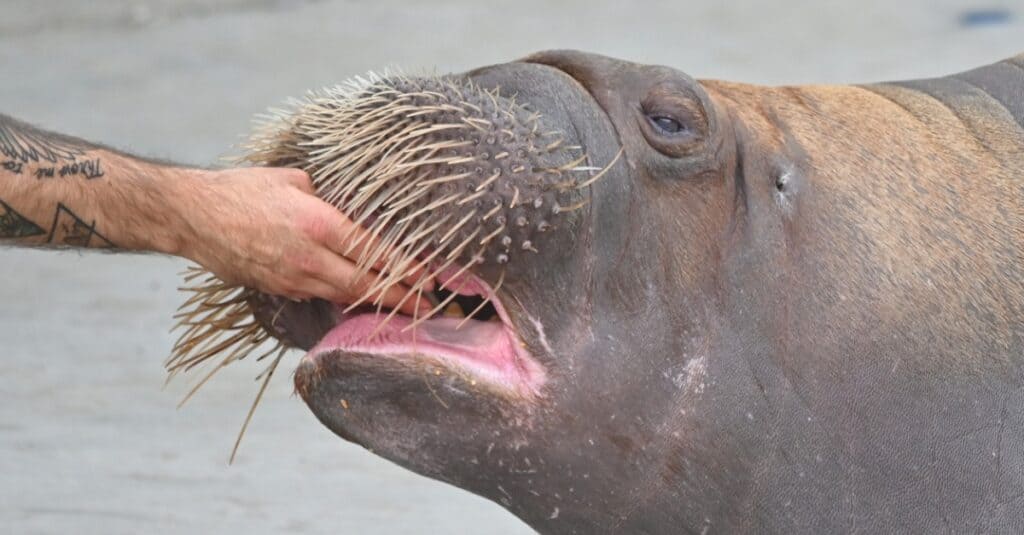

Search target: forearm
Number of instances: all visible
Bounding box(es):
[0,113,195,253]
[0,113,435,312]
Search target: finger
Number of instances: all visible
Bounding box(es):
[268,286,314,302]
[375,279,432,317]
[308,204,435,290]
[310,249,433,316]
[292,278,351,306]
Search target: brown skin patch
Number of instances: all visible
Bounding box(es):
[705,80,1022,377]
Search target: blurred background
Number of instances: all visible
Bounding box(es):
[0,1,1021,533]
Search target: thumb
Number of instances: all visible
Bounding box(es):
[280,168,316,195]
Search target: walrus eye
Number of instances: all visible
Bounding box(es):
[648,115,685,135]
[639,83,708,158]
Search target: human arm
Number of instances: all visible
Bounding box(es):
[0,113,429,314]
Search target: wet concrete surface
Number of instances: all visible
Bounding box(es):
[1,1,1021,533]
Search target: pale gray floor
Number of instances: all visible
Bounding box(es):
[0,1,1021,533]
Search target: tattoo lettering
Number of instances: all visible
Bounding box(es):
[0,116,85,164]
[28,159,105,180]
[2,160,23,174]
[47,203,115,248]
[1,117,105,182]
[58,158,104,179]
[0,198,46,238]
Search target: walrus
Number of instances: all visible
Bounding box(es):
[170,50,1023,533]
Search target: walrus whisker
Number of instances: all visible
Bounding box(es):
[457,269,506,332]
[419,365,451,410]
[574,148,624,190]
[229,347,286,464]
[416,172,474,186]
[177,347,240,409]
[444,229,484,263]
[553,154,589,172]
[475,171,502,192]
[481,201,504,221]
[480,223,506,245]
[361,228,453,304]
[365,269,435,340]
[402,277,470,334]
[369,239,451,309]
[456,188,488,206]
[556,199,589,212]
[436,210,479,245]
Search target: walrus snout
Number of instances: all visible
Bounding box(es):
[227,60,627,363]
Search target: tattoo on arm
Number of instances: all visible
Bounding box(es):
[0,114,116,249]
[1,115,105,181]
[0,198,115,247]
[47,202,115,248]
[0,198,46,239]
[0,115,86,164]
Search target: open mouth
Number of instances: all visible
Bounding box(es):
[305,266,546,396]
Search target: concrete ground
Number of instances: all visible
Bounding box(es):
[0,1,1020,533]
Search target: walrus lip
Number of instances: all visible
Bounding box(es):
[302,268,546,396]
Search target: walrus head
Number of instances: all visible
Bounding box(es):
[171,50,738,531]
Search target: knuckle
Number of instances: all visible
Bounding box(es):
[299,213,333,244]
[346,275,374,296]
[291,253,321,275]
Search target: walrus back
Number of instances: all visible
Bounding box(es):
[950,54,1024,129]
[865,54,1024,143]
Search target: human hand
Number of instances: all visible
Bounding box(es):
[175,167,432,315]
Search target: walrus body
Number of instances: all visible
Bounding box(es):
[235,51,1022,533]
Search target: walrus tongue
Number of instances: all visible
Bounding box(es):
[306,272,545,394]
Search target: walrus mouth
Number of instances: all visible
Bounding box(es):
[304,264,544,396]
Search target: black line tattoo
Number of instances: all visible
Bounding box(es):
[46,202,115,248]
[0,116,86,164]
[0,198,46,238]
[2,160,23,174]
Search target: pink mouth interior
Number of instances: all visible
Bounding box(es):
[307,268,545,394]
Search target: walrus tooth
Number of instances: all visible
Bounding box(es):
[444,302,465,318]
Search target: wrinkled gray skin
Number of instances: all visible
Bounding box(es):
[275,51,1024,533]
